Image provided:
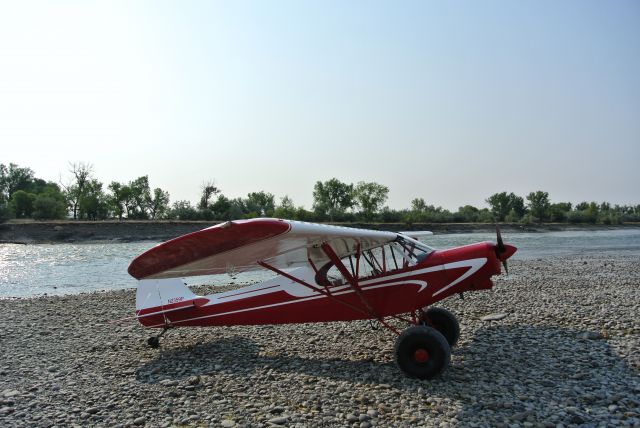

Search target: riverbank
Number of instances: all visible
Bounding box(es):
[1,254,639,427]
[1,219,638,244]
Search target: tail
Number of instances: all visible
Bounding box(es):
[135,278,209,327]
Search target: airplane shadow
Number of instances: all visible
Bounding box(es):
[136,324,639,424]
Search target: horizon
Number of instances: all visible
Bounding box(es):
[1,1,639,211]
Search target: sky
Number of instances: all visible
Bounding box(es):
[1,0,639,211]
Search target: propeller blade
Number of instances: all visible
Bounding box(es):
[495,225,506,256]
[496,225,505,253]
[502,260,509,275]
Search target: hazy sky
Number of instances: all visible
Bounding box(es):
[1,0,639,210]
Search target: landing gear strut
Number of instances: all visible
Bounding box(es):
[147,327,170,348]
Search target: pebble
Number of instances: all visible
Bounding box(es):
[480,313,508,321]
[0,254,638,427]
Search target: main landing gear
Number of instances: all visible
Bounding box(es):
[420,307,461,347]
[393,307,460,379]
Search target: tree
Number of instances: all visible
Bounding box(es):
[32,194,67,219]
[78,179,109,220]
[353,181,388,220]
[168,200,199,220]
[0,202,12,222]
[549,202,572,222]
[408,198,452,222]
[149,188,170,219]
[245,191,275,217]
[526,191,551,221]
[107,181,127,220]
[507,193,526,218]
[274,195,297,219]
[486,192,524,221]
[10,190,36,218]
[63,162,93,220]
[0,163,35,202]
[32,183,67,220]
[198,181,220,210]
[228,198,246,220]
[312,178,355,221]
[210,194,232,220]
[127,176,152,219]
[456,205,480,222]
[411,198,427,212]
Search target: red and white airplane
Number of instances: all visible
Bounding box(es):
[128,219,516,379]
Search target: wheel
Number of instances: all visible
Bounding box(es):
[394,326,451,380]
[421,307,460,347]
[147,336,160,348]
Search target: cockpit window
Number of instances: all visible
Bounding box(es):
[315,237,434,287]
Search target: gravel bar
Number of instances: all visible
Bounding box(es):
[1,254,639,427]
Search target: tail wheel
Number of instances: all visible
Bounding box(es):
[394,326,451,380]
[421,307,460,347]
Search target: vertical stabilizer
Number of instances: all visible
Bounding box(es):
[135,278,209,327]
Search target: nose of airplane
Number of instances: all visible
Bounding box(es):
[494,227,517,261]
[497,243,517,261]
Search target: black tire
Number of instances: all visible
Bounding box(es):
[422,307,460,347]
[394,326,451,380]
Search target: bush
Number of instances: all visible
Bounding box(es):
[10,190,36,218]
[566,211,588,224]
[32,195,67,220]
[0,203,14,223]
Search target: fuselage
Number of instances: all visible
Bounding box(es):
[137,241,516,328]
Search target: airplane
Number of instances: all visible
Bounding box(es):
[128,218,516,380]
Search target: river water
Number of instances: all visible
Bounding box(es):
[1,229,639,298]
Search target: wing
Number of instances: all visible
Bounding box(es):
[399,231,433,239]
[128,218,398,280]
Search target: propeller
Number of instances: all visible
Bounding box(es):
[494,226,509,275]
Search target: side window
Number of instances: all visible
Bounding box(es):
[314,240,433,287]
[325,264,347,286]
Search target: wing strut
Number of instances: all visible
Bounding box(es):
[320,242,379,319]
[260,241,401,335]
[257,261,371,318]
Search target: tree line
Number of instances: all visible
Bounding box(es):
[1,162,639,225]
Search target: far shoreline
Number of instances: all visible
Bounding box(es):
[1,219,638,245]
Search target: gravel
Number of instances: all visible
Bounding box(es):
[1,254,639,427]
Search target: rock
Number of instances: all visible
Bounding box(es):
[578,331,603,340]
[346,413,358,423]
[480,313,508,321]
[2,390,19,398]
[133,417,145,425]
[267,416,288,425]
[221,420,235,427]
